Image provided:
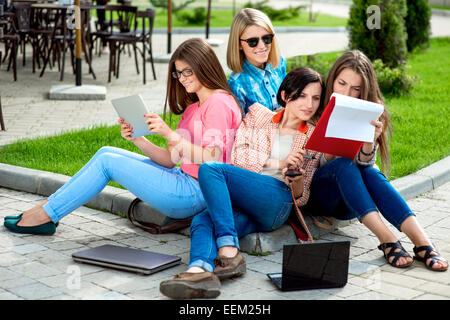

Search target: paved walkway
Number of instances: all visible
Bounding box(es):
[0,3,449,301]
[0,182,449,300]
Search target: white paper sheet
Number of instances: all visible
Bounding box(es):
[325,93,384,142]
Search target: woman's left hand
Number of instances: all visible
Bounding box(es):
[361,120,383,156]
[371,120,383,142]
[144,112,176,141]
[281,167,305,186]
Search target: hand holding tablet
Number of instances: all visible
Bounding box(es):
[143,112,176,141]
[111,94,155,137]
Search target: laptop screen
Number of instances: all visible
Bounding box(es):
[282,241,350,290]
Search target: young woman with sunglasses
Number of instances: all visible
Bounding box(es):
[3,38,242,235]
[227,8,286,114]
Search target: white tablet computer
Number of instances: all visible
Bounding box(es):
[111,94,154,137]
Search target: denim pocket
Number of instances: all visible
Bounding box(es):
[271,202,293,230]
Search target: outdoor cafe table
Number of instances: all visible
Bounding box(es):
[31,2,98,80]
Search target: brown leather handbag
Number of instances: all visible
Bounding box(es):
[126,198,193,234]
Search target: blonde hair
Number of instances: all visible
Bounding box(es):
[227,8,281,73]
[164,38,238,116]
[324,50,392,174]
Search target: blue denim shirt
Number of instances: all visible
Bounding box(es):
[228,57,287,115]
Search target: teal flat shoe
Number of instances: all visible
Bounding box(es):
[4,214,59,227]
[4,213,23,220]
[4,216,56,235]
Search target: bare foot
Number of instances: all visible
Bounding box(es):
[186,266,206,273]
[218,246,238,258]
[415,246,448,271]
[17,202,52,227]
[383,246,413,267]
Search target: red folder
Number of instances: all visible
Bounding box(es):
[305,96,363,159]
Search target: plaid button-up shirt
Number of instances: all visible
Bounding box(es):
[231,103,321,206]
[228,57,287,115]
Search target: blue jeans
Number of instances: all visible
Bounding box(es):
[303,157,415,231]
[189,162,293,272]
[43,146,205,222]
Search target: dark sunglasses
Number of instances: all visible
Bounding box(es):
[239,34,274,48]
[172,68,193,79]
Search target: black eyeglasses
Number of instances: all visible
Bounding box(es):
[172,69,193,79]
[239,34,274,48]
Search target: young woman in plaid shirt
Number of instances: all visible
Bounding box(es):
[160,67,324,299]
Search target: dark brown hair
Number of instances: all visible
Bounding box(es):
[277,67,325,125]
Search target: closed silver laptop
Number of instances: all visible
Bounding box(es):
[72,245,181,275]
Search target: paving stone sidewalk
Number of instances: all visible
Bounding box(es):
[0,181,449,300]
[0,4,449,302]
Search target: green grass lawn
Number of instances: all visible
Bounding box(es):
[383,37,450,179]
[431,5,450,11]
[90,7,347,29]
[152,9,347,28]
[0,38,448,185]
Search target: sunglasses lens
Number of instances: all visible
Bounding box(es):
[262,34,273,44]
[247,38,259,47]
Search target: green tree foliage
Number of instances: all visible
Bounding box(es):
[405,0,431,52]
[347,0,408,68]
[149,0,196,13]
[243,0,306,21]
[176,7,207,25]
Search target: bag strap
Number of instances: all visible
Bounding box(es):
[126,198,193,234]
[310,215,334,230]
[127,198,161,234]
[289,183,314,243]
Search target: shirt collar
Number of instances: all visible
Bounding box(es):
[271,109,308,133]
[243,58,273,79]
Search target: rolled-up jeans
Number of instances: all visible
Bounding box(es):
[43,146,205,222]
[189,161,293,272]
[303,157,415,231]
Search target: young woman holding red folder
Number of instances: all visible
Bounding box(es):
[302,50,447,271]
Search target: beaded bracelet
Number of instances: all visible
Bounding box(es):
[359,143,377,157]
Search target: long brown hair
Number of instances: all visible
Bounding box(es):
[164,38,237,116]
[324,50,392,173]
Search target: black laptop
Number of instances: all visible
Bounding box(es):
[267,240,350,291]
[72,245,181,275]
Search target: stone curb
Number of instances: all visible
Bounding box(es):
[0,155,449,253]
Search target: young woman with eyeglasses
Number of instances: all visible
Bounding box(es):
[227,8,286,114]
[3,38,242,235]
